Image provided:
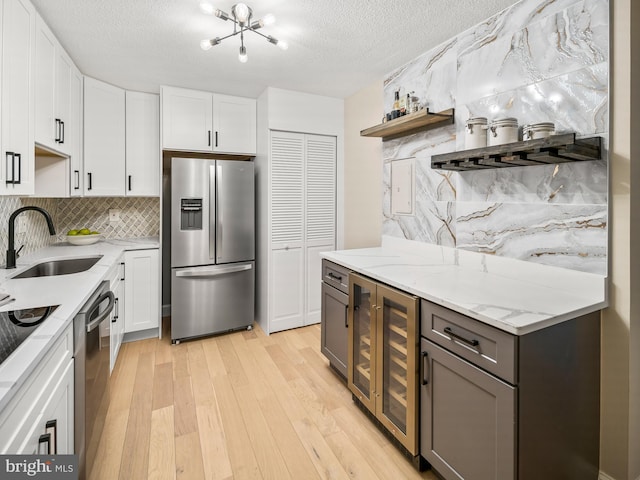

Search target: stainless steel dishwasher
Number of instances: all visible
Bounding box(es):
[73,281,115,480]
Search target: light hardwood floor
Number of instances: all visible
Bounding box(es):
[89,319,438,480]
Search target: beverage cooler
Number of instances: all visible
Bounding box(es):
[347,272,419,458]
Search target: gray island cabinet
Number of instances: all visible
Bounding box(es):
[421,300,600,480]
[320,242,605,480]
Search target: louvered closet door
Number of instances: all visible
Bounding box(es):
[270,131,305,332]
[305,134,337,325]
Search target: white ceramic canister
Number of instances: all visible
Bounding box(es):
[523,122,555,141]
[465,117,488,149]
[488,117,519,146]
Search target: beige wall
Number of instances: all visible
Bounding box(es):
[602,0,640,478]
[343,80,383,249]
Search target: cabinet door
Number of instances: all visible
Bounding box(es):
[348,273,377,413]
[125,91,159,196]
[161,86,212,151]
[212,94,256,154]
[305,134,336,246]
[69,67,83,196]
[124,249,160,333]
[376,284,418,455]
[1,0,36,195]
[54,48,73,156]
[18,359,74,455]
[34,14,57,151]
[420,338,516,480]
[321,282,348,378]
[269,246,304,333]
[83,76,125,196]
[109,275,120,373]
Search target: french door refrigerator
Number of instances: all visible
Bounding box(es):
[171,157,255,343]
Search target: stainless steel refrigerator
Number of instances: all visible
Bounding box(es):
[171,157,254,343]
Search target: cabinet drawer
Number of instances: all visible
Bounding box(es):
[0,325,73,453]
[421,300,517,384]
[322,260,349,294]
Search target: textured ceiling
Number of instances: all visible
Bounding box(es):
[31,0,519,99]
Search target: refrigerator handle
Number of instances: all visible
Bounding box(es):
[175,264,252,278]
[215,163,223,262]
[209,164,217,261]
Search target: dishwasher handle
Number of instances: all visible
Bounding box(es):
[86,291,115,333]
[176,264,252,278]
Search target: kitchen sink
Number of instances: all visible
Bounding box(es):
[12,255,103,279]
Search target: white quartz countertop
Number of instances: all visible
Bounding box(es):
[322,236,607,336]
[0,237,159,412]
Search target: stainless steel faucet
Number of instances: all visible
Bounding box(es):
[6,206,56,269]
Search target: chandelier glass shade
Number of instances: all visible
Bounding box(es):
[199,2,288,63]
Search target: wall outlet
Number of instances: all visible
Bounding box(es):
[109,209,121,223]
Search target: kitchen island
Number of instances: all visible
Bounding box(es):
[321,236,606,480]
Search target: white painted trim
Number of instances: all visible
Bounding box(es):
[599,472,616,480]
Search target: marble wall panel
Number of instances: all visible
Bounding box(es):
[381,0,608,274]
[455,202,607,273]
[457,0,608,104]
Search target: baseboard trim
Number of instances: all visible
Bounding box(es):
[599,472,616,480]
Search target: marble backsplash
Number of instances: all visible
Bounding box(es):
[382,0,608,275]
[0,196,160,268]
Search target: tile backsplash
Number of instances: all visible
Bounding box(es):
[0,196,160,267]
[382,0,608,275]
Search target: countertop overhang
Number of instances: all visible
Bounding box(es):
[0,237,159,412]
[321,236,607,336]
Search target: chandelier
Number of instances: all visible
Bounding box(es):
[199,2,288,63]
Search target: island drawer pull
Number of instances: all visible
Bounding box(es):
[444,326,479,348]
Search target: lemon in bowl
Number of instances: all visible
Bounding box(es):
[66,228,102,246]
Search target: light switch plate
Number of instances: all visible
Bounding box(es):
[109,209,121,223]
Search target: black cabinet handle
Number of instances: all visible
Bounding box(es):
[5,152,14,185]
[208,130,211,146]
[15,153,21,184]
[45,419,57,455]
[444,326,479,348]
[38,433,51,454]
[327,272,342,282]
[60,120,65,144]
[74,170,80,190]
[344,304,348,328]
[120,262,125,281]
[87,172,92,190]
[421,351,429,385]
[55,119,61,142]
[215,131,218,147]
[128,175,132,191]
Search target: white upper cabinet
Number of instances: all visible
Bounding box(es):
[161,86,212,151]
[213,94,257,155]
[125,91,159,196]
[161,86,256,155]
[34,14,76,157]
[83,76,126,196]
[1,0,36,196]
[69,67,83,195]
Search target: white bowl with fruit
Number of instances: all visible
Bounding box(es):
[66,228,102,246]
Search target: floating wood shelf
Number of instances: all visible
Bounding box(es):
[360,108,455,141]
[431,133,602,171]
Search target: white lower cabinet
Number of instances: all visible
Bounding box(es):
[109,257,126,373]
[18,360,74,454]
[0,325,74,454]
[124,249,160,334]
